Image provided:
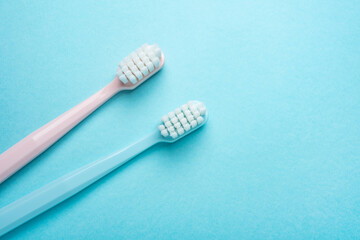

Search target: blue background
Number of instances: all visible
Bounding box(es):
[1,0,360,239]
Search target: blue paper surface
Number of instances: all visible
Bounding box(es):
[0,0,359,239]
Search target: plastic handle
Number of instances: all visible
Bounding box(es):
[0,78,122,184]
[0,132,160,236]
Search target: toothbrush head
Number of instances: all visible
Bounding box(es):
[116,43,165,90]
[158,101,208,142]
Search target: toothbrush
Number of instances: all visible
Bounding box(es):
[0,43,165,184]
[0,101,208,236]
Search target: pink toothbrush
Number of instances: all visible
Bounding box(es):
[0,43,165,184]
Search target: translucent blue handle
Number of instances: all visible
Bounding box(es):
[0,131,160,236]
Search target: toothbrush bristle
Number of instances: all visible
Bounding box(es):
[158,101,207,139]
[116,43,163,85]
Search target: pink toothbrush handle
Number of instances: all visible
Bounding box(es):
[0,78,122,184]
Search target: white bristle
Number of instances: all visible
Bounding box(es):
[142,56,150,63]
[197,116,204,124]
[158,125,165,131]
[136,61,145,69]
[154,48,161,57]
[165,121,172,128]
[183,123,191,131]
[177,127,184,135]
[134,70,143,80]
[161,115,169,122]
[141,43,149,50]
[138,51,146,58]
[187,115,194,122]
[124,70,132,77]
[170,132,178,139]
[127,61,135,68]
[184,110,191,117]
[144,47,152,54]
[134,58,142,65]
[181,104,188,111]
[130,65,139,75]
[177,113,184,119]
[119,74,128,84]
[193,111,200,118]
[174,108,181,114]
[161,129,169,137]
[168,126,175,132]
[168,112,175,118]
[190,106,197,113]
[136,48,142,54]
[190,120,197,127]
[151,57,160,68]
[148,52,156,59]
[145,61,154,72]
[128,75,137,84]
[140,66,149,76]
[133,56,140,62]
[199,107,206,115]
[171,117,178,124]
[180,118,188,125]
[174,122,181,129]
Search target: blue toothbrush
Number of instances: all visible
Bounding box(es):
[0,101,208,236]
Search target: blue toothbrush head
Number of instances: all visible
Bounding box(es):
[158,101,208,142]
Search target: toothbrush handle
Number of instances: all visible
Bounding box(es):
[0,132,159,236]
[0,78,121,184]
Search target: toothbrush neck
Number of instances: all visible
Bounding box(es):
[98,78,122,100]
[113,131,160,160]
